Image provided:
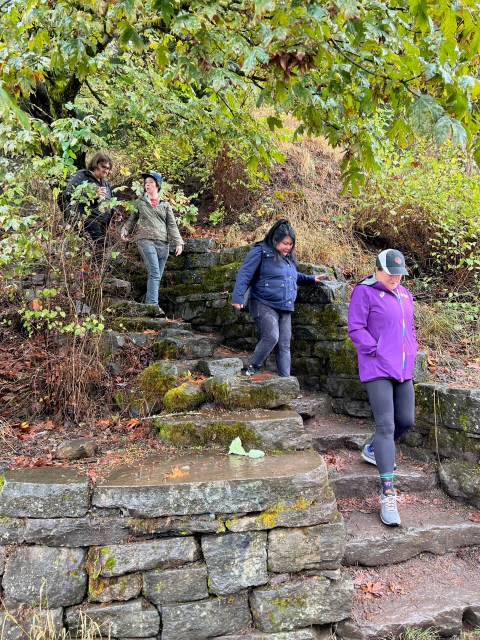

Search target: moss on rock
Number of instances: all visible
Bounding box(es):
[163,382,206,412]
[157,418,260,449]
[206,379,280,410]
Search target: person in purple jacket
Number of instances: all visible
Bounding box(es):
[347,249,418,526]
[232,219,325,377]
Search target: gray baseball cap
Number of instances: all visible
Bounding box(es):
[376,249,408,275]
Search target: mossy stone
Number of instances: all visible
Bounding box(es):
[163,382,206,412]
[157,419,260,449]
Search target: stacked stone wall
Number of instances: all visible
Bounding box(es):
[0,455,353,639]
[153,238,367,415]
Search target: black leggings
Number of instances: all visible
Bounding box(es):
[364,378,415,475]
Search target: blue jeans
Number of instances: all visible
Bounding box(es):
[137,239,169,305]
[249,299,292,377]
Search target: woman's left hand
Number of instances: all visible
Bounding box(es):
[175,245,183,256]
[314,273,327,282]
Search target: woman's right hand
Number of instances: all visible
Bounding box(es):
[232,303,243,310]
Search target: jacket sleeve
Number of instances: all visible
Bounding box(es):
[407,290,418,343]
[296,272,316,285]
[122,199,140,235]
[165,203,184,246]
[347,285,378,356]
[58,172,88,215]
[231,245,263,305]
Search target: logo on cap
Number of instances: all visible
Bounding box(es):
[395,257,402,265]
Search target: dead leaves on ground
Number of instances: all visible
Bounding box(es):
[353,574,407,599]
[163,466,190,480]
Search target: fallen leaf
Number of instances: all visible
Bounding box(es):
[124,418,141,429]
[360,581,385,597]
[31,298,42,311]
[164,466,189,479]
[87,469,100,481]
[388,581,406,595]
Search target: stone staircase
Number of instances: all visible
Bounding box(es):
[101,297,480,638]
[309,412,480,639]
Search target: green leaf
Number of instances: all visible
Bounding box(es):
[408,95,444,135]
[228,437,247,456]
[119,26,144,52]
[247,449,265,459]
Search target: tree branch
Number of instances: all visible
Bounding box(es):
[85,79,108,107]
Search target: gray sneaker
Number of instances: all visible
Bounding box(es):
[362,443,376,466]
[362,443,397,469]
[380,492,401,526]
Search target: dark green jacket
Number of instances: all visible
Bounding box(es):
[122,195,183,245]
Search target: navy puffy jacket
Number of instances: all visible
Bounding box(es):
[231,242,316,312]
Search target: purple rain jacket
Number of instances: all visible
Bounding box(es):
[347,275,418,383]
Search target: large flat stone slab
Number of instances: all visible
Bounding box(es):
[225,487,338,532]
[143,564,208,604]
[337,549,480,639]
[93,451,329,517]
[325,449,437,499]
[66,598,160,638]
[0,468,90,518]
[268,518,346,572]
[204,375,300,410]
[341,489,480,567]
[0,606,63,640]
[201,531,268,594]
[156,408,311,451]
[2,546,86,607]
[89,537,201,577]
[309,414,373,452]
[161,592,251,640]
[215,630,329,639]
[250,574,353,633]
[24,516,134,546]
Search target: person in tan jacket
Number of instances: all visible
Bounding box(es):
[121,171,183,315]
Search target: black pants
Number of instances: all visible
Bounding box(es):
[364,378,415,475]
[84,216,109,267]
[249,299,292,377]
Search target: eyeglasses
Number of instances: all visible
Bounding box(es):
[99,164,112,171]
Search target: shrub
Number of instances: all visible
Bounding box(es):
[352,141,480,298]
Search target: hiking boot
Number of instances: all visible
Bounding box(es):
[380,492,401,526]
[245,365,261,376]
[362,443,397,469]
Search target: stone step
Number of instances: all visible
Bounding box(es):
[155,408,311,452]
[336,548,480,639]
[339,488,480,567]
[152,327,224,359]
[324,449,437,499]
[112,316,168,332]
[203,374,300,411]
[93,450,328,517]
[308,414,373,452]
[287,392,333,420]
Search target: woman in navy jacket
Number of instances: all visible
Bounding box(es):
[232,219,325,377]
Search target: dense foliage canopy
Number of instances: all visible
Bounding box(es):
[2,0,480,189]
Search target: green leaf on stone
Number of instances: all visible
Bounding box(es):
[228,436,248,456]
[247,449,265,459]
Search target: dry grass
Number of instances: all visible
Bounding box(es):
[247,135,365,273]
